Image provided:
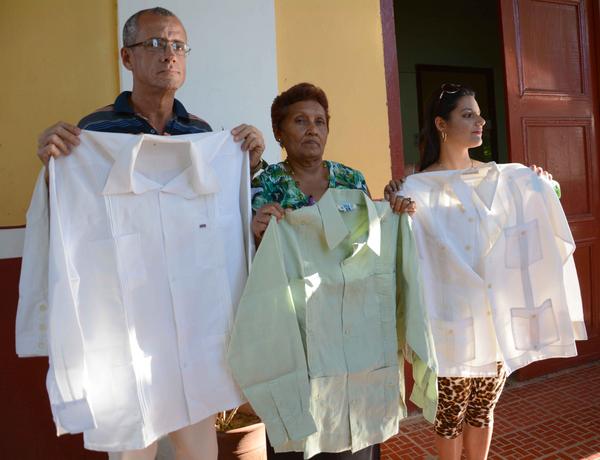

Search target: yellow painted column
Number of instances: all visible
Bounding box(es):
[274,0,391,197]
[0,1,119,226]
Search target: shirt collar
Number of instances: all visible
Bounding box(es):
[316,189,381,255]
[450,161,500,213]
[100,133,219,198]
[113,91,191,120]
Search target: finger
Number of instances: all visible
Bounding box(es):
[259,204,284,220]
[38,122,79,146]
[408,202,417,216]
[384,185,393,201]
[45,133,71,156]
[241,136,259,153]
[392,200,404,214]
[54,125,81,148]
[230,124,248,137]
[38,144,61,166]
[255,215,270,226]
[232,125,254,142]
[40,123,81,149]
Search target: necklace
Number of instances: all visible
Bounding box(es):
[284,159,328,186]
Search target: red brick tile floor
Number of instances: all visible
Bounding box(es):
[381,361,600,460]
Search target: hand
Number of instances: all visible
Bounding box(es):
[252,203,285,241]
[37,122,81,166]
[384,179,416,216]
[231,124,265,171]
[383,178,404,201]
[530,164,553,181]
[390,195,417,216]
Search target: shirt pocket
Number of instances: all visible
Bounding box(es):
[504,219,543,269]
[86,347,146,428]
[510,299,560,351]
[431,317,476,364]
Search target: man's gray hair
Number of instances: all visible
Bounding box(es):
[123,7,176,46]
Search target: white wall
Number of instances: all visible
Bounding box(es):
[118,0,280,164]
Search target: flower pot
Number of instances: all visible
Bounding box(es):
[217,422,266,460]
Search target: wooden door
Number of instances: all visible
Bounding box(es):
[500,0,600,378]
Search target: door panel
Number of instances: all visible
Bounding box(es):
[501,0,600,378]
[517,0,587,95]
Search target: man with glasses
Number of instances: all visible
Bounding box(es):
[36,6,266,173]
[32,7,263,460]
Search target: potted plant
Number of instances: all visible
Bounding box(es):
[216,403,266,460]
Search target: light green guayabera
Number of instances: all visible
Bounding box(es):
[228,188,438,458]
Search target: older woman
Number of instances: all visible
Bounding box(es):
[251,83,410,242]
[249,82,413,460]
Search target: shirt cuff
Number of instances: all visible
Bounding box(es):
[51,398,96,433]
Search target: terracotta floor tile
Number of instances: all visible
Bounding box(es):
[381,361,600,460]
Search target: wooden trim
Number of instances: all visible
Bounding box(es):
[380,0,404,179]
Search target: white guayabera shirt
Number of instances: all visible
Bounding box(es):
[16,131,251,451]
[401,162,587,378]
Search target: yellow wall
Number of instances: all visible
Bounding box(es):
[274,0,391,198]
[0,1,119,226]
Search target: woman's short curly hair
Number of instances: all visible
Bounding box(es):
[271,83,330,137]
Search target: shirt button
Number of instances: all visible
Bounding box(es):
[39,304,47,312]
[487,283,492,289]
[448,329,454,335]
[468,217,474,223]
[39,324,47,331]
[465,245,471,251]
[344,328,350,335]
[37,342,45,350]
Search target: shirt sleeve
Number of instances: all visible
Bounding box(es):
[538,176,587,340]
[227,218,317,446]
[397,215,439,424]
[16,169,50,357]
[46,159,96,432]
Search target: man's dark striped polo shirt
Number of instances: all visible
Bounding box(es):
[77,91,212,135]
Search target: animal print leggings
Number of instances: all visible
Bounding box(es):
[434,362,507,439]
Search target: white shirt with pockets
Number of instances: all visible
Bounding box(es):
[401,162,587,378]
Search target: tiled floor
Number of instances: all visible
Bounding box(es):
[381,361,600,460]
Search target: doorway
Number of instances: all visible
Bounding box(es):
[383,0,600,378]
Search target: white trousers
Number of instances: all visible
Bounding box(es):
[108,415,217,460]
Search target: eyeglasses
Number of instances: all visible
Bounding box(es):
[438,83,462,100]
[126,37,191,56]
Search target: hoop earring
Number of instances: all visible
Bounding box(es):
[441,131,447,143]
